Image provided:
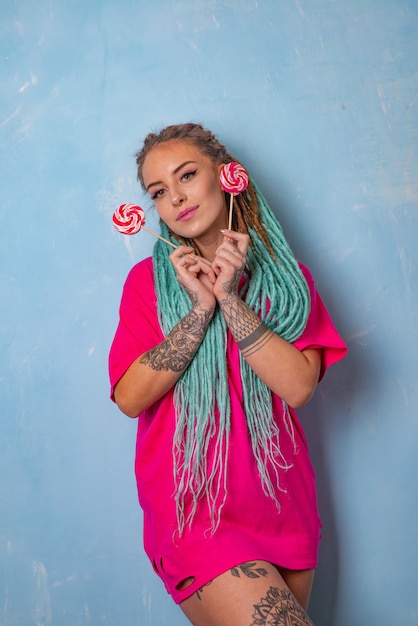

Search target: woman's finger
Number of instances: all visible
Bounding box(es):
[169,245,194,264]
[219,229,250,255]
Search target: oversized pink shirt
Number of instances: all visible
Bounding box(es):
[109,257,347,603]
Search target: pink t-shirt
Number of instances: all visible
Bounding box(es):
[109,257,347,603]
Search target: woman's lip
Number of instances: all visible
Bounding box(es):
[176,206,198,221]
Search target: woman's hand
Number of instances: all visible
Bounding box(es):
[212,230,249,302]
[170,245,217,311]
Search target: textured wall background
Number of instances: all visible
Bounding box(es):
[1,1,417,624]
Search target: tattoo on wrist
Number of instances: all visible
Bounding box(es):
[183,285,199,307]
[218,289,274,357]
[220,272,240,296]
[218,293,259,340]
[237,324,274,356]
[139,306,213,372]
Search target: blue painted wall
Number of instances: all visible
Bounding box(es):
[1,1,417,624]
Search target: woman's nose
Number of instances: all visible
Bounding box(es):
[171,186,186,206]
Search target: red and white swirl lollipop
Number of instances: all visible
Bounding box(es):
[220,162,249,229]
[220,162,249,195]
[112,203,176,248]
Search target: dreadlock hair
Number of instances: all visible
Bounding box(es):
[135,123,311,536]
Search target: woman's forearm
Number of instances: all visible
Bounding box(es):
[114,303,214,417]
[218,292,320,408]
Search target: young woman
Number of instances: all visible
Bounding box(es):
[109,123,347,625]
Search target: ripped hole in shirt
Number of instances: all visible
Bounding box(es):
[152,558,165,574]
[175,576,195,591]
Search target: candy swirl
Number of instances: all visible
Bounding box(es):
[112,203,145,235]
[220,162,249,195]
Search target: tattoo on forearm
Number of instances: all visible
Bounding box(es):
[218,291,259,340]
[183,285,199,307]
[218,290,274,357]
[251,586,314,626]
[140,304,213,372]
[237,325,274,356]
[231,562,268,579]
[221,273,241,296]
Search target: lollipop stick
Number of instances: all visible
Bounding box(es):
[142,225,177,249]
[228,194,234,230]
[142,224,211,268]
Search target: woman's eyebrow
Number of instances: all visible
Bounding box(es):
[146,160,198,192]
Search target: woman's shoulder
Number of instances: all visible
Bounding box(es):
[123,256,155,297]
[125,256,154,282]
[297,262,314,287]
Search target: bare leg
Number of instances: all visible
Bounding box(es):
[180,560,315,626]
[276,566,315,611]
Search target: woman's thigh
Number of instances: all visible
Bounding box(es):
[179,560,315,626]
[276,565,315,611]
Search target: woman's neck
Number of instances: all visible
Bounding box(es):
[194,232,225,262]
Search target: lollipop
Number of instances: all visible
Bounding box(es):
[220,162,249,195]
[112,203,176,248]
[220,162,249,229]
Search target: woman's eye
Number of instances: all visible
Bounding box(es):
[151,188,165,200]
[181,169,197,182]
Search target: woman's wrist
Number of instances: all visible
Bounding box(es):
[189,302,215,328]
[237,323,274,357]
[217,294,274,356]
[184,284,216,317]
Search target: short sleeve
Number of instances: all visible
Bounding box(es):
[293,264,347,380]
[108,257,164,399]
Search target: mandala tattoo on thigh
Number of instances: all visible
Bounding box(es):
[251,586,314,626]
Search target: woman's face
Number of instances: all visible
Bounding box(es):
[142,140,228,243]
